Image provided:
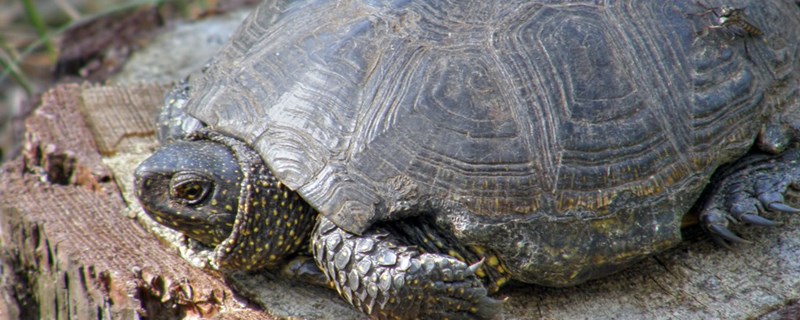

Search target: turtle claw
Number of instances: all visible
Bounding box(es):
[767,202,800,214]
[707,224,750,244]
[740,213,779,227]
[282,256,330,288]
[468,257,486,274]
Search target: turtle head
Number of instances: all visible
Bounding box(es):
[134,129,319,271]
[134,139,239,246]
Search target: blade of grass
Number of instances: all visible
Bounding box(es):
[0,53,33,95]
[0,34,33,95]
[21,0,58,60]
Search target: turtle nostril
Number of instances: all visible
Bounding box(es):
[133,171,153,198]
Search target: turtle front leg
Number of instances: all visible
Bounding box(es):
[282,255,331,288]
[312,218,500,320]
[700,149,800,244]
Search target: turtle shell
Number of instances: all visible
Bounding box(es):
[183,0,800,285]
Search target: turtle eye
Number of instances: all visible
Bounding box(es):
[169,172,213,205]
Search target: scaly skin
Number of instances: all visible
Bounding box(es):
[134,130,507,319]
[313,218,501,320]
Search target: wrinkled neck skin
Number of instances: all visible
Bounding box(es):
[136,128,319,272]
[202,130,319,271]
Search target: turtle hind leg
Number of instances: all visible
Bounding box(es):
[312,217,501,320]
[700,148,800,245]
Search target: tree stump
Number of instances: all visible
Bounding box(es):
[0,83,270,320]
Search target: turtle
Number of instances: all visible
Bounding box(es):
[133,0,800,319]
